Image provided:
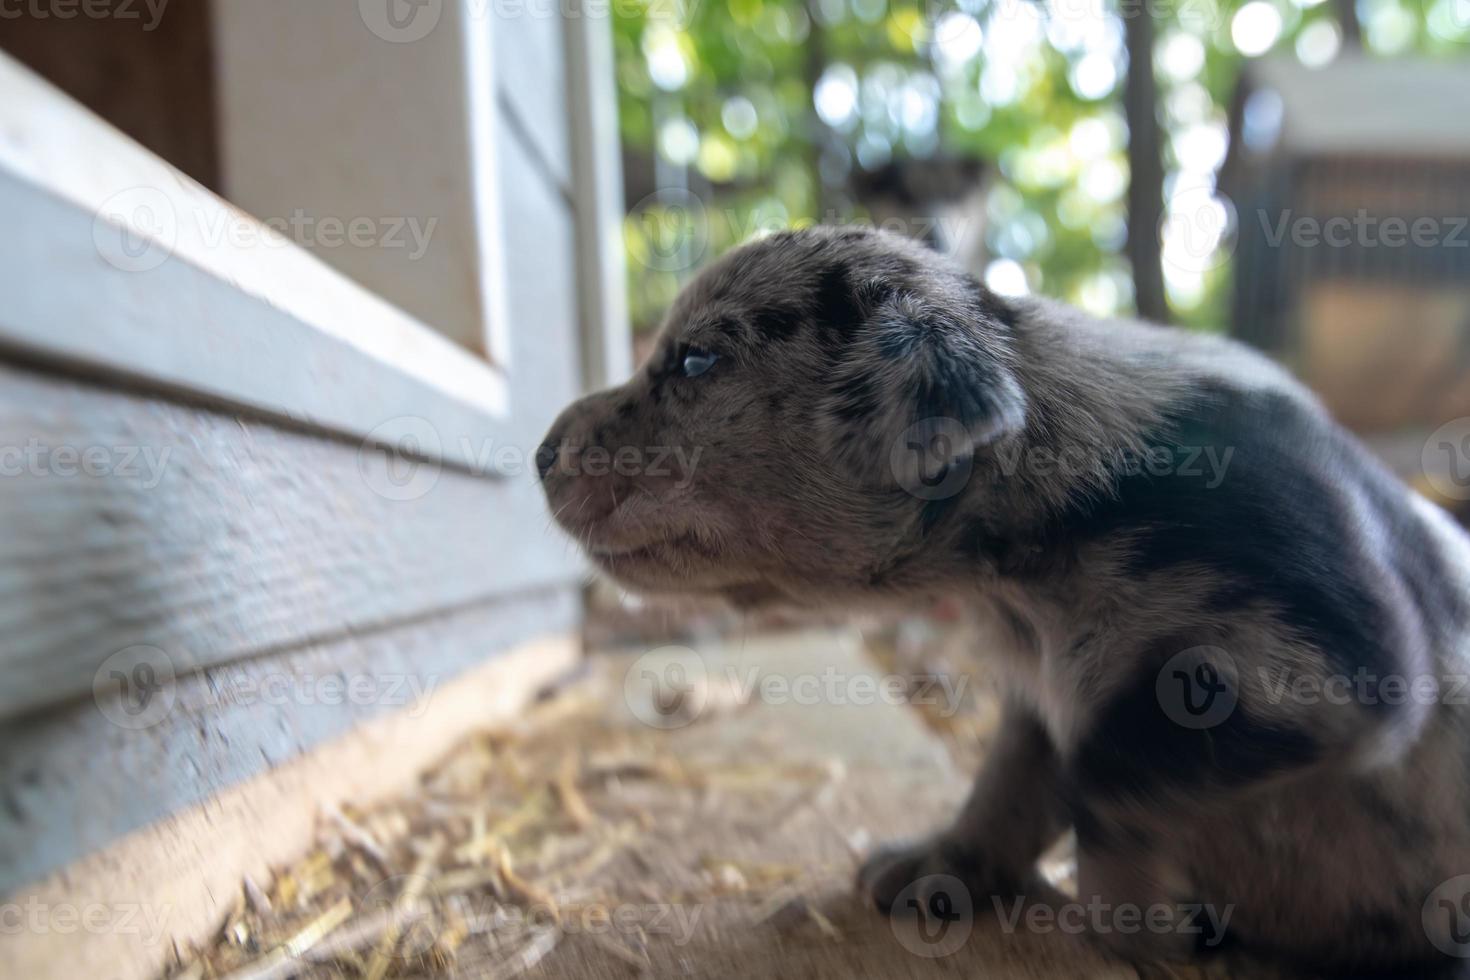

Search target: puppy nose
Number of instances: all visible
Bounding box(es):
[535,439,559,482]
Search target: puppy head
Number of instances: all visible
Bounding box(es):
[537,226,1027,608]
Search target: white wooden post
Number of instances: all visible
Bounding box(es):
[566,0,634,389]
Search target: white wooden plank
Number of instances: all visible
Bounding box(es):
[566,4,635,389]
[0,362,585,720]
[212,0,513,361]
[0,52,513,473]
[1247,56,1470,158]
[495,108,589,434]
[494,3,574,192]
[0,621,579,980]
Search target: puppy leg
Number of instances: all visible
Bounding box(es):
[859,703,1065,911]
[1069,846,1210,964]
[1058,630,1432,966]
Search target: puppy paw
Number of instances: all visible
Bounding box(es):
[857,836,1015,913]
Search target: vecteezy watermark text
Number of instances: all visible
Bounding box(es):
[197,209,437,260]
[627,197,984,274]
[482,900,703,945]
[202,670,439,717]
[357,414,705,502]
[1259,210,1470,250]
[540,444,702,484]
[359,872,704,962]
[93,186,438,273]
[92,644,442,730]
[995,442,1235,487]
[1259,667,1462,708]
[357,0,697,44]
[892,418,1236,502]
[992,895,1234,948]
[0,898,172,946]
[0,439,170,489]
[0,0,169,29]
[623,646,970,729]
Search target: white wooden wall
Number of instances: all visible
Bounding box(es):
[0,0,627,901]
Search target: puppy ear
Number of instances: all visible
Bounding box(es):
[819,287,1027,496]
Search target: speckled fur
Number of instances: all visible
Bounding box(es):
[539,226,1470,975]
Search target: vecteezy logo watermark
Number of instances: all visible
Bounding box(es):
[359,873,441,962]
[992,895,1233,948]
[892,418,974,501]
[358,417,443,502]
[92,645,177,730]
[1427,0,1470,42]
[0,897,173,946]
[624,646,709,730]
[0,439,172,489]
[93,186,178,273]
[358,0,442,42]
[1424,875,1470,957]
[1156,645,1239,730]
[1161,184,1239,276]
[1423,418,1470,502]
[884,0,969,51]
[888,874,974,958]
[627,189,711,273]
[0,0,170,30]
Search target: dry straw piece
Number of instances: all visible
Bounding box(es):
[170,663,852,980]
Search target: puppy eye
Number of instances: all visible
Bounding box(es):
[681,348,720,378]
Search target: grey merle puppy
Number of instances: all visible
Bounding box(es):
[537,225,1470,975]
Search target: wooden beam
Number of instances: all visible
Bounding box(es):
[0,52,513,473]
[565,1,634,390]
[0,362,583,719]
[0,629,579,980]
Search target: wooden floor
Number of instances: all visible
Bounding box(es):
[525,629,1322,980]
[524,629,1139,980]
[181,627,1307,979]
